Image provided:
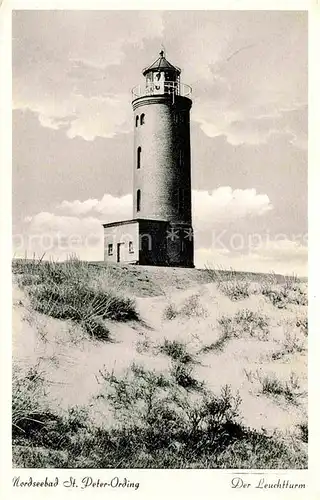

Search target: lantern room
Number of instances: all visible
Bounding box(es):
[132,50,192,99]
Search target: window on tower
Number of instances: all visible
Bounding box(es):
[135,115,139,127]
[137,189,141,212]
[179,150,183,168]
[137,147,141,169]
[178,188,184,213]
[140,113,145,125]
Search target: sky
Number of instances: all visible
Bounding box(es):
[12,10,308,275]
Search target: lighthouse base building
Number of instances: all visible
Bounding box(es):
[103,218,194,267]
[103,51,194,268]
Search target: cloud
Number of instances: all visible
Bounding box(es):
[13,11,164,140]
[24,211,103,238]
[13,11,307,146]
[15,92,132,142]
[19,212,104,261]
[56,187,272,228]
[16,205,307,274]
[18,188,306,275]
[193,187,273,231]
[250,238,308,263]
[17,186,273,262]
[194,104,308,149]
[58,199,100,216]
[196,238,307,277]
[171,11,307,148]
[57,193,132,220]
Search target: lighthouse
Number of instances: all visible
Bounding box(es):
[103,51,194,267]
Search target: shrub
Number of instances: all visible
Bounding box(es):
[200,328,232,354]
[218,309,269,341]
[158,339,194,364]
[298,422,308,443]
[272,323,306,360]
[180,294,207,318]
[136,337,151,354]
[282,331,305,355]
[170,363,203,391]
[260,273,307,309]
[235,309,269,338]
[13,363,307,469]
[260,372,306,405]
[163,295,207,321]
[205,266,251,301]
[163,303,178,320]
[219,280,250,301]
[296,315,308,336]
[95,363,174,433]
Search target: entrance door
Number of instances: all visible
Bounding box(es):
[117,242,124,263]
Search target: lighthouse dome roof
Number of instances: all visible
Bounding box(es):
[142,51,181,76]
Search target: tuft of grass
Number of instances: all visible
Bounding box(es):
[170,363,203,391]
[180,294,207,318]
[12,363,52,436]
[296,314,308,336]
[260,372,306,405]
[298,422,308,443]
[260,273,307,309]
[272,321,306,360]
[158,339,194,364]
[136,337,152,354]
[200,328,232,354]
[31,283,136,320]
[205,266,251,301]
[83,316,111,342]
[163,294,207,321]
[218,309,269,341]
[282,330,305,355]
[14,257,139,341]
[163,303,178,320]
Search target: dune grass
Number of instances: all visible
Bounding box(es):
[260,372,306,405]
[204,266,251,301]
[163,294,207,321]
[244,369,307,406]
[158,339,194,364]
[296,314,308,336]
[218,309,269,341]
[12,363,307,469]
[204,266,307,308]
[12,258,308,469]
[260,273,307,308]
[12,363,50,434]
[13,257,139,341]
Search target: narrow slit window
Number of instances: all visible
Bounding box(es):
[137,146,141,169]
[108,244,113,256]
[140,113,145,125]
[135,115,139,127]
[178,188,184,213]
[179,150,183,167]
[137,189,141,212]
[129,241,134,253]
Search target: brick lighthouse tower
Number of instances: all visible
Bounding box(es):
[103,51,194,267]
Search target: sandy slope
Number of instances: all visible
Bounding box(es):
[12,269,307,437]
